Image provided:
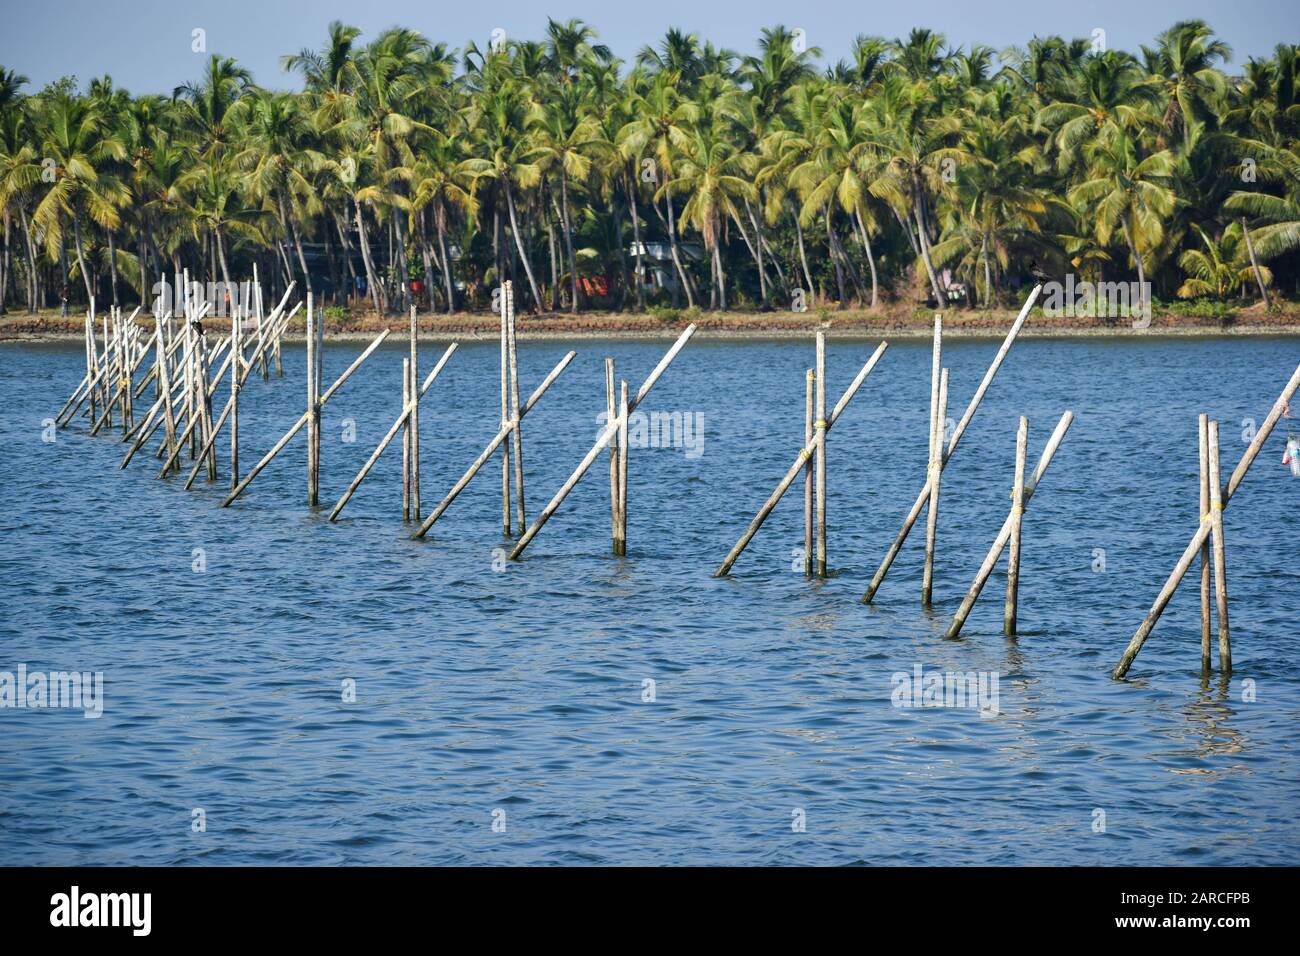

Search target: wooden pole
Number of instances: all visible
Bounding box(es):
[306,294,317,505]
[507,284,525,530]
[1207,420,1231,672]
[329,343,457,521]
[922,367,949,606]
[921,314,943,603]
[312,291,323,504]
[231,304,241,489]
[1113,360,1300,678]
[1198,414,1211,673]
[410,305,421,521]
[945,410,1073,639]
[1004,415,1028,636]
[803,368,814,576]
[606,358,619,550]
[178,306,295,486]
[412,350,577,539]
[402,358,412,520]
[814,332,827,577]
[715,341,889,577]
[500,281,512,536]
[617,379,629,556]
[862,284,1041,603]
[508,324,697,560]
[220,330,389,508]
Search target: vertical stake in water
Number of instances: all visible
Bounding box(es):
[500,280,512,536]
[1198,413,1211,672]
[507,284,525,529]
[409,306,421,521]
[1207,420,1231,672]
[617,379,629,556]
[814,331,827,577]
[606,358,619,551]
[1004,415,1028,636]
[922,314,943,605]
[804,368,814,576]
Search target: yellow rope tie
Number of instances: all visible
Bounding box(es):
[806,369,816,382]
[814,419,827,431]
[798,448,811,463]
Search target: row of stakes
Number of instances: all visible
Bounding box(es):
[54,276,1300,679]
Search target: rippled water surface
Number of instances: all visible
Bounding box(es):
[2,332,1298,865]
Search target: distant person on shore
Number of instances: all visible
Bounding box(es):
[60,284,69,317]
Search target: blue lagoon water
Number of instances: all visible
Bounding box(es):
[1,332,1298,865]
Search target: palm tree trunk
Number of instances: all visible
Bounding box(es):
[393,211,413,312]
[624,171,646,311]
[1121,217,1145,289]
[106,229,120,308]
[854,205,879,309]
[559,174,580,314]
[502,178,544,312]
[289,213,314,297]
[742,199,770,309]
[333,210,358,301]
[545,181,560,310]
[435,206,455,314]
[664,194,696,308]
[825,208,847,308]
[912,184,944,303]
[1241,216,1271,310]
[20,206,37,313]
[713,236,727,311]
[0,212,9,314]
[72,211,94,304]
[354,200,384,314]
[981,231,992,309]
[793,206,814,305]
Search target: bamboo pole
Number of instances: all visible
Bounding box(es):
[803,368,814,576]
[921,315,943,603]
[922,367,949,606]
[606,358,619,549]
[862,285,1041,603]
[1004,415,1028,636]
[411,350,577,539]
[410,306,421,521]
[507,283,524,530]
[231,304,241,489]
[500,281,512,536]
[306,294,317,505]
[182,307,297,488]
[220,330,390,508]
[402,357,411,520]
[508,324,697,561]
[945,410,1073,639]
[1113,361,1300,678]
[617,379,629,556]
[715,341,889,577]
[1208,420,1231,672]
[329,343,458,521]
[814,332,827,577]
[313,291,324,503]
[1198,413,1211,673]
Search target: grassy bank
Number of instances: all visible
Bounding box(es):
[5,301,1300,342]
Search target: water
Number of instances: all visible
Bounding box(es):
[1,333,1298,866]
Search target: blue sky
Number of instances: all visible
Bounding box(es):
[2,0,1297,94]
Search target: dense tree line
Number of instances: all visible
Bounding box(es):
[1,19,1298,317]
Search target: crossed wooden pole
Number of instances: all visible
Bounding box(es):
[861,284,1041,604]
[507,324,697,560]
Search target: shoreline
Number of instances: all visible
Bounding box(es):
[6,310,1300,343]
